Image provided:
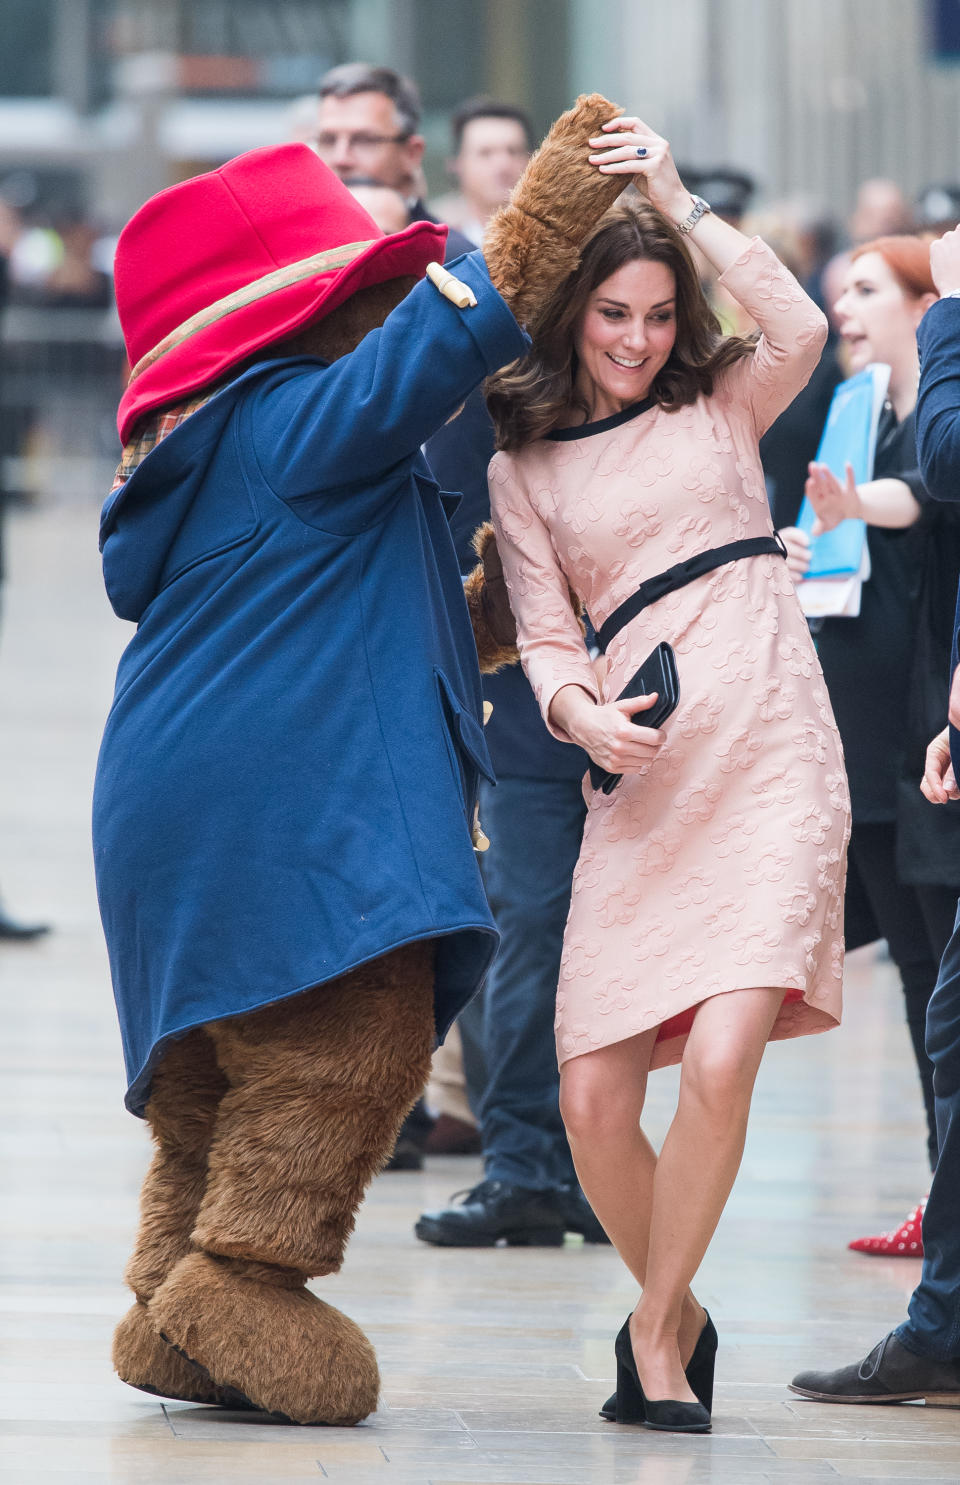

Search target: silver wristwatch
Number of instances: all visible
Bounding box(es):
[676,195,712,235]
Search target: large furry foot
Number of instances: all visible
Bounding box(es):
[148,1252,380,1425]
[113,1300,254,1408]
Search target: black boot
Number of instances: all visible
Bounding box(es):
[414,1180,566,1246]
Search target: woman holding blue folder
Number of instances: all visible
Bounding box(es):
[799,234,960,1254]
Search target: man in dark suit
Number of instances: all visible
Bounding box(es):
[417,390,605,1246]
[414,95,604,1244]
[790,225,960,1406]
[314,63,474,260]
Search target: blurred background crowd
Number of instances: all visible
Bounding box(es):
[6,0,960,1248]
[3,0,960,503]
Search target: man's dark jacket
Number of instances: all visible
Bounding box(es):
[916,296,960,775]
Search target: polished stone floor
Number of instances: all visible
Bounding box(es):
[2,501,959,1482]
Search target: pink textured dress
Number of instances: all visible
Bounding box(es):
[489,238,851,1070]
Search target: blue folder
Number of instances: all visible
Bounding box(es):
[796,363,890,578]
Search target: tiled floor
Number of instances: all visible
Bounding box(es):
[2,501,959,1482]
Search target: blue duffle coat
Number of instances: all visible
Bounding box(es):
[93,252,528,1115]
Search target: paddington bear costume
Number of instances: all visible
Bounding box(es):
[94,94,625,1425]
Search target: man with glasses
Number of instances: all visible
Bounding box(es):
[315,63,471,256]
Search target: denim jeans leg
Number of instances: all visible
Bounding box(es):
[477,774,585,1189]
[897,899,960,1360]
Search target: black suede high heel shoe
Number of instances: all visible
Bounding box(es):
[606,1316,712,1432]
[684,1310,718,1412]
[600,1308,717,1420]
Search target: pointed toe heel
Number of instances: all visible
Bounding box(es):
[642,1397,711,1433]
[610,1313,713,1434]
[601,1309,717,1421]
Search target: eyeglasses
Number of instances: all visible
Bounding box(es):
[314,131,410,154]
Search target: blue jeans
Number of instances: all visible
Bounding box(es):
[897,900,960,1360]
[477,774,586,1188]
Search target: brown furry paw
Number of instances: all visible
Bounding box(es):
[148,1251,380,1425]
[113,1300,252,1408]
[464,523,519,673]
[485,92,625,331]
[466,521,583,664]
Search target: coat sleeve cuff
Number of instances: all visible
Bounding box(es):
[440,249,531,374]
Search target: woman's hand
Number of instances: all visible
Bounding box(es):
[587,117,693,223]
[805,461,860,534]
[930,224,960,297]
[950,664,960,731]
[922,726,960,804]
[778,525,812,583]
[550,684,665,772]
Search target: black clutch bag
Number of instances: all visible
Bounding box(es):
[588,641,680,795]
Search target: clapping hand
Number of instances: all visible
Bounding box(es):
[805,461,860,534]
[930,225,960,297]
[922,726,960,804]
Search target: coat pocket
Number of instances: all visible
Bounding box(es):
[435,667,496,810]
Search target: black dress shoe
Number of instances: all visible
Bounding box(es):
[0,907,50,941]
[414,1180,566,1247]
[384,1136,424,1171]
[790,1331,960,1405]
[601,1309,717,1420]
[613,1317,711,1432]
[556,1183,611,1243]
[423,1113,482,1155]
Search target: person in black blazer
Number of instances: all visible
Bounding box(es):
[790,224,960,1408]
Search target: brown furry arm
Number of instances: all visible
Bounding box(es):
[465,522,584,676]
[465,523,520,674]
[484,93,625,332]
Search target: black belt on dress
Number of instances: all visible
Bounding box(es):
[595,533,788,655]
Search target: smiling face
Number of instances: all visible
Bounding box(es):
[573,258,678,420]
[834,250,929,378]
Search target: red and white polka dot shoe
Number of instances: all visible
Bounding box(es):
[848,1198,927,1256]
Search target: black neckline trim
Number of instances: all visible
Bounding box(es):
[545,395,657,441]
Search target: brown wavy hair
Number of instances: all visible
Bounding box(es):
[486,197,757,451]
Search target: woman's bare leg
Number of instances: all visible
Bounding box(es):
[630,987,784,1402]
[559,1031,705,1364]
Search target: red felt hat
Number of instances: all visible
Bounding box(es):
[114,142,447,444]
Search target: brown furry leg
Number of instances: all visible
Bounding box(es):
[149,943,435,1424]
[114,1029,244,1407]
[125,1029,228,1301]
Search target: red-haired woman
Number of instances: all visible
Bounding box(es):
[799,236,960,1255]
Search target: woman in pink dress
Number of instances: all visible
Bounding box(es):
[486,118,850,1433]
